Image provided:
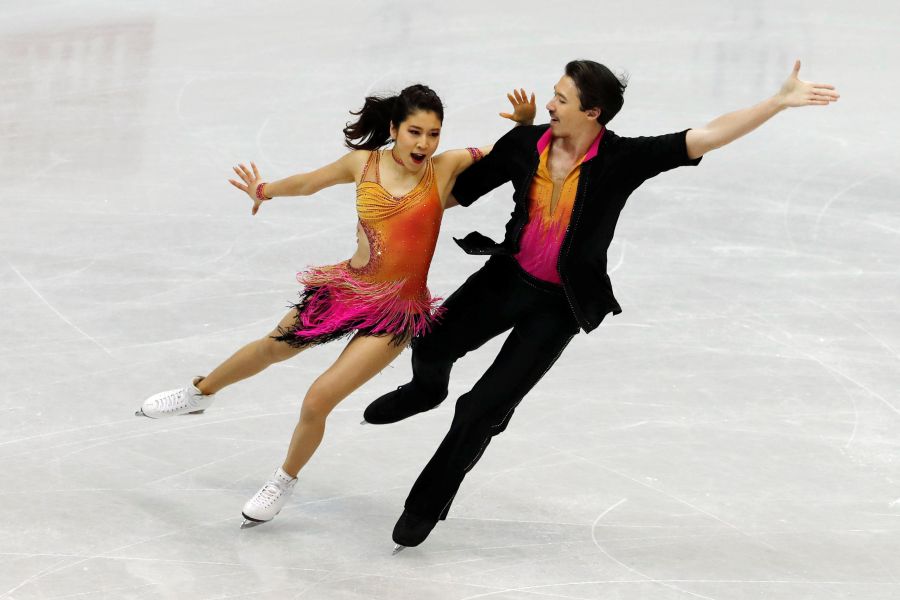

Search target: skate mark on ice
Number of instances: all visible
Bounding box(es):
[2,356,160,399]
[455,578,897,599]
[551,445,776,551]
[742,315,900,418]
[450,499,719,600]
[608,240,627,274]
[132,222,344,305]
[0,524,211,599]
[363,68,399,97]
[794,290,900,365]
[255,114,275,170]
[109,315,279,352]
[841,380,861,450]
[295,484,409,508]
[0,407,265,464]
[139,450,256,487]
[780,154,856,252]
[0,511,346,599]
[451,516,586,527]
[588,498,722,600]
[2,548,895,595]
[451,450,569,508]
[8,262,114,359]
[0,416,143,450]
[811,173,882,241]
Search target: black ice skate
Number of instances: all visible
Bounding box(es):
[363,384,436,425]
[391,509,438,554]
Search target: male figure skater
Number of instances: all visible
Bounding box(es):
[364,59,839,552]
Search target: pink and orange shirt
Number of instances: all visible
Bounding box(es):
[514,128,604,284]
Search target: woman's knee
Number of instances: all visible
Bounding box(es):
[299,380,337,423]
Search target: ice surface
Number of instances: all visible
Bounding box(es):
[1,1,898,598]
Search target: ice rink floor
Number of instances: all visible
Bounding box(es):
[2,1,899,598]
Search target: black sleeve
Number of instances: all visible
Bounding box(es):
[451,128,516,207]
[618,129,702,184]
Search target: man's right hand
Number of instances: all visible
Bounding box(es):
[500,88,536,126]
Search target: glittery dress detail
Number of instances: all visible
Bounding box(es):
[274,151,444,347]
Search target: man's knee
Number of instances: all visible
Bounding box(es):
[411,339,453,401]
[451,386,518,428]
[411,332,452,364]
[488,400,520,434]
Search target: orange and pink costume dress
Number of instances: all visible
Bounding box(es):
[274,151,445,347]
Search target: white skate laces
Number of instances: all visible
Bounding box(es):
[241,468,297,528]
[136,376,214,418]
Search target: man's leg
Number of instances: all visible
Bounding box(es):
[395,302,578,545]
[364,259,515,424]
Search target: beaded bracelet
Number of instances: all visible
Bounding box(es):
[255,182,272,201]
[466,147,484,163]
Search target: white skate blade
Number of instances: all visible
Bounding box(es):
[392,544,406,555]
[240,519,265,529]
[135,409,202,418]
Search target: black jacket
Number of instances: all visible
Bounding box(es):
[451,124,702,333]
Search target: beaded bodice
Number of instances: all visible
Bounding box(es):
[349,151,443,298]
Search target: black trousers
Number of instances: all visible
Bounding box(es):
[404,256,580,521]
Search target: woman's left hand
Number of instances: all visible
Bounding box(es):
[500,88,536,125]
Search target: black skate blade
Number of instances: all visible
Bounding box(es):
[240,512,268,529]
[187,409,205,415]
[392,544,406,555]
[135,410,148,418]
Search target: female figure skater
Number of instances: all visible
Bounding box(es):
[135,84,537,528]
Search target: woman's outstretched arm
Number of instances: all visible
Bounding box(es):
[228,151,363,215]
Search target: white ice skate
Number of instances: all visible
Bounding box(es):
[240,468,297,529]
[135,376,214,418]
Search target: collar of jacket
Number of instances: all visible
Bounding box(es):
[535,125,606,162]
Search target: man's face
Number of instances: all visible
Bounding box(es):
[546,75,600,137]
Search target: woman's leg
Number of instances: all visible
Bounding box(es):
[197,308,309,395]
[281,333,406,477]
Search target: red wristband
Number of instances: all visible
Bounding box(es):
[466,147,484,162]
[255,182,271,201]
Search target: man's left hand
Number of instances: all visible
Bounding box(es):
[776,60,840,108]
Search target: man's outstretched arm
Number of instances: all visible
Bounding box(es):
[685,60,839,160]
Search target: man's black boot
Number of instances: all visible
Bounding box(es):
[391,509,438,554]
[363,383,435,425]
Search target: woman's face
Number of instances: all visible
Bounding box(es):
[389,109,442,171]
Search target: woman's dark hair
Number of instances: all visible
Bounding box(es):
[564,60,628,125]
[343,84,444,150]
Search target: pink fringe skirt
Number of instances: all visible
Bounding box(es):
[272,262,444,348]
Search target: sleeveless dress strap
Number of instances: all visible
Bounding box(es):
[360,151,378,184]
